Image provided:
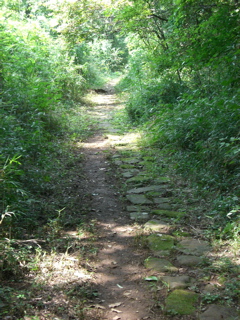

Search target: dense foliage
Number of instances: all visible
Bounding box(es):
[0,6,81,235]
[0,0,123,238]
[113,0,240,234]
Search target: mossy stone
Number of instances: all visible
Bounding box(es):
[154,177,170,183]
[127,185,166,194]
[176,255,202,267]
[144,220,171,233]
[148,234,175,252]
[120,164,135,169]
[113,160,122,165]
[126,174,152,184]
[130,212,149,221]
[126,205,149,212]
[126,194,153,205]
[153,198,170,204]
[152,209,185,218]
[122,157,140,164]
[165,289,198,315]
[147,191,164,197]
[155,203,173,210]
[144,257,177,272]
[122,169,139,178]
[199,304,239,320]
[176,238,211,256]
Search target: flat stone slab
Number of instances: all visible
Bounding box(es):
[113,160,122,165]
[126,194,153,205]
[165,289,198,315]
[130,212,149,221]
[176,239,211,256]
[156,203,173,210]
[148,234,175,255]
[144,220,171,233]
[126,174,152,184]
[153,198,170,204]
[152,209,185,218]
[154,177,170,184]
[122,169,139,178]
[127,185,166,194]
[126,205,149,212]
[144,257,178,272]
[120,164,135,169]
[176,255,202,267]
[199,304,239,320]
[161,275,194,289]
[122,157,141,164]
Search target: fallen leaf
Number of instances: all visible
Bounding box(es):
[144,276,158,281]
[117,284,123,288]
[112,309,122,313]
[90,304,106,309]
[109,302,122,308]
[112,316,121,320]
[123,290,132,297]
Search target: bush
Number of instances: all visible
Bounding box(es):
[0,13,89,238]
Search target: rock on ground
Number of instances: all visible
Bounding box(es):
[199,304,239,320]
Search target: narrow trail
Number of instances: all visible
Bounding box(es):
[79,87,239,320]
[81,91,157,320]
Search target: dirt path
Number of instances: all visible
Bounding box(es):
[2,85,239,320]
[81,91,158,320]
[79,88,239,320]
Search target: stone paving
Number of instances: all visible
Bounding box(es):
[111,151,239,319]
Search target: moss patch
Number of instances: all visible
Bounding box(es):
[120,164,135,169]
[152,209,185,218]
[172,230,191,237]
[165,289,198,315]
[148,234,175,252]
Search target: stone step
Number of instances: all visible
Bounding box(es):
[165,289,198,315]
[148,234,175,256]
[199,304,239,320]
[144,220,172,233]
[127,185,167,194]
[130,211,149,221]
[126,194,153,205]
[152,209,186,218]
[144,257,178,272]
[176,238,211,256]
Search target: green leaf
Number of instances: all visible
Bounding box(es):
[144,276,158,281]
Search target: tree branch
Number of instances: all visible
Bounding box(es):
[149,13,168,22]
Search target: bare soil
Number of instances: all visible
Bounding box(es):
[80,91,160,320]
